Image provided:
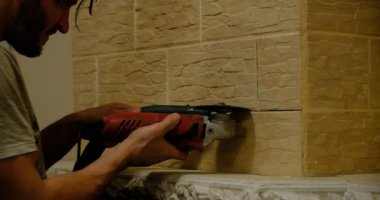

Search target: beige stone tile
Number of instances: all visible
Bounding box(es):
[307,0,380,35]
[98,51,167,106]
[257,34,301,110]
[307,33,369,109]
[252,111,302,176]
[370,39,380,109]
[168,40,257,109]
[73,57,98,111]
[72,0,134,56]
[202,0,299,41]
[158,111,302,176]
[306,112,380,175]
[135,0,200,49]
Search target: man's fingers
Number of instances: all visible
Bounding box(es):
[142,113,180,138]
[173,149,188,161]
[156,113,180,136]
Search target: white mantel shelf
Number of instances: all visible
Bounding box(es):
[48,163,380,200]
[103,168,380,200]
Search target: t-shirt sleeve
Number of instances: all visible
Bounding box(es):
[0,46,37,159]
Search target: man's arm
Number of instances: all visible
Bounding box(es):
[0,113,187,200]
[0,152,107,200]
[41,103,138,169]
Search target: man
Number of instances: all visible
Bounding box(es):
[0,0,187,199]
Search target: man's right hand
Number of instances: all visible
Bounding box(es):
[96,113,188,170]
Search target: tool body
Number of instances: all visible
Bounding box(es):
[73,104,249,171]
[102,112,206,150]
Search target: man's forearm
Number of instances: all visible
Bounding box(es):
[42,161,115,200]
[0,152,122,200]
[41,140,134,200]
[41,113,82,169]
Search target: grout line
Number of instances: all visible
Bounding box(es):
[282,109,380,115]
[307,109,380,113]
[199,0,202,43]
[165,50,169,105]
[308,30,380,39]
[255,39,260,110]
[133,0,137,50]
[95,56,99,106]
[368,39,372,109]
[300,0,308,177]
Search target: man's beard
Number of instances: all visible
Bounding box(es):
[5,0,47,58]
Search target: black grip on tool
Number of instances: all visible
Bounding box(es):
[142,105,210,115]
[73,137,105,171]
[73,122,104,171]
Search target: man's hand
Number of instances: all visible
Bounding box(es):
[98,113,188,169]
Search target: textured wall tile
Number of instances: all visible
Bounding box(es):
[307,0,380,35]
[98,51,167,106]
[136,0,200,49]
[308,33,369,109]
[370,39,380,108]
[72,0,134,56]
[306,112,380,175]
[251,111,302,176]
[157,111,302,176]
[168,40,257,109]
[202,0,299,41]
[73,57,98,111]
[257,34,301,110]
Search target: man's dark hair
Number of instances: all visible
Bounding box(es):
[76,0,95,15]
[75,0,96,29]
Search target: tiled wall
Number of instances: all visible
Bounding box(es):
[71,0,302,176]
[305,0,380,175]
[71,0,379,176]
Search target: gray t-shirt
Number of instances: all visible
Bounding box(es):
[0,44,46,178]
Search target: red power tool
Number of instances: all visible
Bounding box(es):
[73,104,250,171]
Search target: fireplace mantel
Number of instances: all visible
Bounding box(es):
[100,168,380,200]
[48,162,380,199]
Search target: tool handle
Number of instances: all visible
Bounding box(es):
[101,112,205,151]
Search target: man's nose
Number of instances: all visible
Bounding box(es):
[57,10,70,34]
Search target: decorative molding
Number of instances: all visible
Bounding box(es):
[47,165,380,200]
[100,168,380,200]
[47,166,380,200]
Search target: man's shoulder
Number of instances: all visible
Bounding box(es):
[0,42,15,60]
[0,42,19,74]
